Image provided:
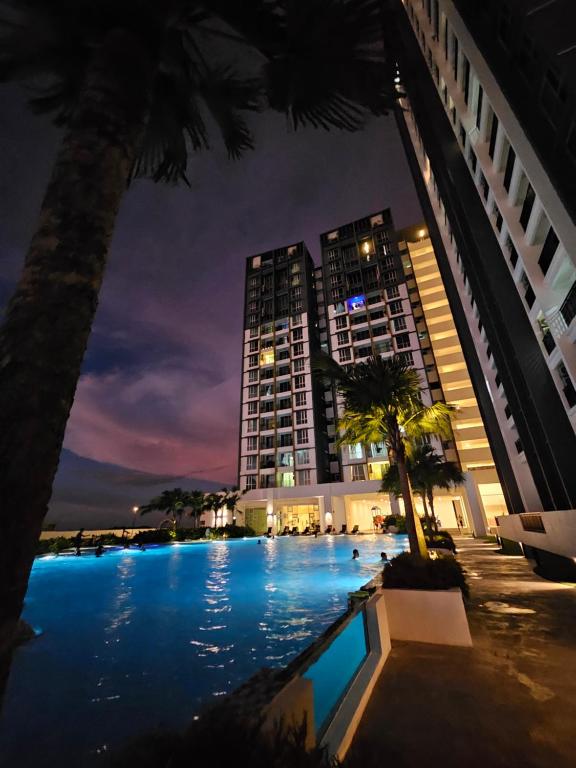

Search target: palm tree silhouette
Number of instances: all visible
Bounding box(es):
[0,0,399,671]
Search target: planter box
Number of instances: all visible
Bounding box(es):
[384,588,472,647]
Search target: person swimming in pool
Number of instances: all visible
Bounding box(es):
[352,548,359,560]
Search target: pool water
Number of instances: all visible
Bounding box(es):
[0,534,407,766]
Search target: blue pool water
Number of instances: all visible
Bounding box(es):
[0,534,407,766]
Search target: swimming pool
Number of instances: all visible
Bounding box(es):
[0,534,408,766]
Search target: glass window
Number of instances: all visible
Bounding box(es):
[338,348,352,363]
[348,444,363,460]
[295,391,307,407]
[296,410,308,425]
[245,475,257,491]
[296,449,310,465]
[296,429,309,445]
[247,436,257,451]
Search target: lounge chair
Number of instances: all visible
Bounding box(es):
[302,526,311,536]
[339,524,347,535]
[290,526,299,536]
[349,524,360,535]
[280,526,290,536]
[324,525,333,534]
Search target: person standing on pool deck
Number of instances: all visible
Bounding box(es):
[73,528,84,556]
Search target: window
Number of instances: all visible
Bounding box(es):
[277,451,293,468]
[372,324,388,337]
[296,429,309,445]
[351,464,366,481]
[292,313,302,326]
[338,348,352,363]
[259,350,274,366]
[293,358,305,373]
[558,363,576,408]
[246,455,257,470]
[337,331,350,346]
[495,211,503,232]
[296,449,310,465]
[294,375,305,389]
[347,295,366,312]
[292,342,305,356]
[538,227,559,276]
[297,469,311,485]
[247,354,258,368]
[292,327,303,341]
[295,392,307,407]
[479,173,489,201]
[475,84,483,130]
[521,272,535,309]
[335,315,348,330]
[248,385,258,399]
[247,436,257,451]
[395,333,411,350]
[248,370,258,382]
[394,316,407,332]
[462,55,470,105]
[296,410,308,425]
[245,475,257,491]
[506,235,519,268]
[248,401,258,415]
[399,351,414,366]
[451,33,458,81]
[488,112,499,159]
[279,433,293,447]
[246,418,258,433]
[248,340,259,353]
[503,144,516,192]
[348,444,363,460]
[519,183,535,231]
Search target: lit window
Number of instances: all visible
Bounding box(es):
[296,449,310,465]
[260,350,275,366]
[351,464,366,481]
[347,295,366,312]
[245,475,257,491]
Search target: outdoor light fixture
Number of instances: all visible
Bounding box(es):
[418,228,426,238]
[362,241,371,254]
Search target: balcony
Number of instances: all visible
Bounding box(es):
[560,281,576,328]
[542,330,556,355]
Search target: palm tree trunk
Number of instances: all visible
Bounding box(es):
[427,489,438,532]
[420,493,433,534]
[0,30,153,698]
[393,444,428,558]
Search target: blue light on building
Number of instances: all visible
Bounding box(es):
[346,295,366,312]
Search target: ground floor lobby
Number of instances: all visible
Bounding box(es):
[237,475,500,537]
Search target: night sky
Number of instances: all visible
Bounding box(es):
[0,86,422,528]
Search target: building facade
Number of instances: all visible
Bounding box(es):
[388,0,576,513]
[238,211,507,535]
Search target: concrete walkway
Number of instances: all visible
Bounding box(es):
[344,538,576,768]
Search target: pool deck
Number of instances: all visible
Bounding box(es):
[344,537,576,768]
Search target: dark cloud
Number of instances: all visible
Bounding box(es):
[1,83,422,525]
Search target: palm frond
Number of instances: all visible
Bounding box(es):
[198,67,261,159]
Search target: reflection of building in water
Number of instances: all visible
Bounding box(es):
[236,210,510,536]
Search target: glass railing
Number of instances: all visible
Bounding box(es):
[302,610,369,738]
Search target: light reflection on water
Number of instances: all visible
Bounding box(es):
[1,534,408,767]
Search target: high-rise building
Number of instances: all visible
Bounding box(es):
[387,0,576,516]
[238,243,329,496]
[238,211,507,536]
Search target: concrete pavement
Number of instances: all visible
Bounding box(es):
[344,538,576,768]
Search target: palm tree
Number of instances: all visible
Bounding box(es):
[203,492,225,528]
[220,486,244,525]
[381,444,464,533]
[138,488,190,529]
[0,1,398,669]
[316,355,454,557]
[186,489,207,529]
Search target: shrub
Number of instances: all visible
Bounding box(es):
[425,531,456,553]
[383,515,407,533]
[211,524,256,539]
[35,536,72,555]
[132,529,173,545]
[383,552,469,597]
